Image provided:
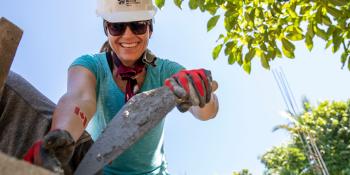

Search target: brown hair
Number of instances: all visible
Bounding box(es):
[99,40,112,53]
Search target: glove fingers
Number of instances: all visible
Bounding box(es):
[165,78,188,100]
[40,148,64,174]
[199,69,212,103]
[176,102,192,113]
[43,130,75,165]
[175,71,190,94]
[44,130,74,149]
[188,72,206,107]
[165,69,214,112]
[188,82,201,107]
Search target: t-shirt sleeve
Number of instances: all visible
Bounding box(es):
[69,54,99,79]
[160,59,185,84]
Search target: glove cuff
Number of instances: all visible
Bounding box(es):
[23,140,43,164]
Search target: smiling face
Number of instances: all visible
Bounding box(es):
[107,22,152,67]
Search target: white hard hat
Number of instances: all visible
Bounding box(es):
[96,0,157,23]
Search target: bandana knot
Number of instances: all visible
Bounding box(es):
[112,52,145,102]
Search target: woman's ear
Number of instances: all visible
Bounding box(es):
[103,20,108,36]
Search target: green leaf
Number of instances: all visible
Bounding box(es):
[282,46,295,59]
[287,7,298,18]
[268,46,276,60]
[322,15,332,26]
[212,44,223,60]
[332,29,342,53]
[260,43,268,51]
[332,36,342,53]
[328,0,348,6]
[173,0,183,9]
[224,17,234,31]
[282,38,296,52]
[228,53,236,65]
[204,3,219,15]
[276,47,282,58]
[325,39,332,49]
[198,0,205,12]
[243,61,251,74]
[315,27,329,41]
[244,11,252,23]
[207,15,220,32]
[286,33,304,41]
[327,25,336,36]
[188,0,198,10]
[236,46,243,65]
[261,54,270,69]
[216,34,225,42]
[237,51,243,66]
[155,0,165,9]
[305,34,314,51]
[244,48,256,62]
[307,23,314,38]
[315,8,322,24]
[300,5,311,15]
[224,41,234,55]
[326,6,343,18]
[348,55,350,71]
[341,52,348,69]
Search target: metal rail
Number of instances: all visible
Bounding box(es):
[272,68,329,175]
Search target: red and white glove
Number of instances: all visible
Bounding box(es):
[23,129,75,174]
[165,69,213,112]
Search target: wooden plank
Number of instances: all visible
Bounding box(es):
[0,151,54,175]
[0,17,23,98]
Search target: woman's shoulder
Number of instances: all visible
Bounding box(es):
[75,53,106,61]
[151,57,185,79]
[154,57,183,69]
[70,52,108,77]
[71,53,107,68]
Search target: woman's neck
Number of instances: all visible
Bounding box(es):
[120,60,137,68]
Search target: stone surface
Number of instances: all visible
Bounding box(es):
[0,17,23,98]
[0,151,55,175]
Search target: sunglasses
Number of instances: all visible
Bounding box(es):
[106,20,151,36]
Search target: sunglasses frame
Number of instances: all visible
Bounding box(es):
[105,20,151,36]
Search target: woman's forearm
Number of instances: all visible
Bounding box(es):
[51,93,96,141]
[190,93,219,121]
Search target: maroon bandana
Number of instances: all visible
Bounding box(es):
[112,52,145,102]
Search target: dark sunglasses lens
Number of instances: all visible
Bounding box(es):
[107,21,149,36]
[108,23,126,36]
[129,21,148,35]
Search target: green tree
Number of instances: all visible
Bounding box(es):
[232,169,253,175]
[155,0,350,73]
[260,100,350,174]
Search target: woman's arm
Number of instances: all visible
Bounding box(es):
[189,93,219,121]
[51,66,97,141]
[189,81,219,120]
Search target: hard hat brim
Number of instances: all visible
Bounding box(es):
[98,10,156,23]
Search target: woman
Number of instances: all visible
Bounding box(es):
[24,0,219,174]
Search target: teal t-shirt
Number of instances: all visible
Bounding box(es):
[70,53,184,175]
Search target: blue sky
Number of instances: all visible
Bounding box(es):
[1,1,349,174]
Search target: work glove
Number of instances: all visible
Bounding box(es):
[165,69,213,112]
[23,129,75,174]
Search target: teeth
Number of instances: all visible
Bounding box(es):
[121,43,138,48]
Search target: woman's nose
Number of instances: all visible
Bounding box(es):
[122,26,135,36]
